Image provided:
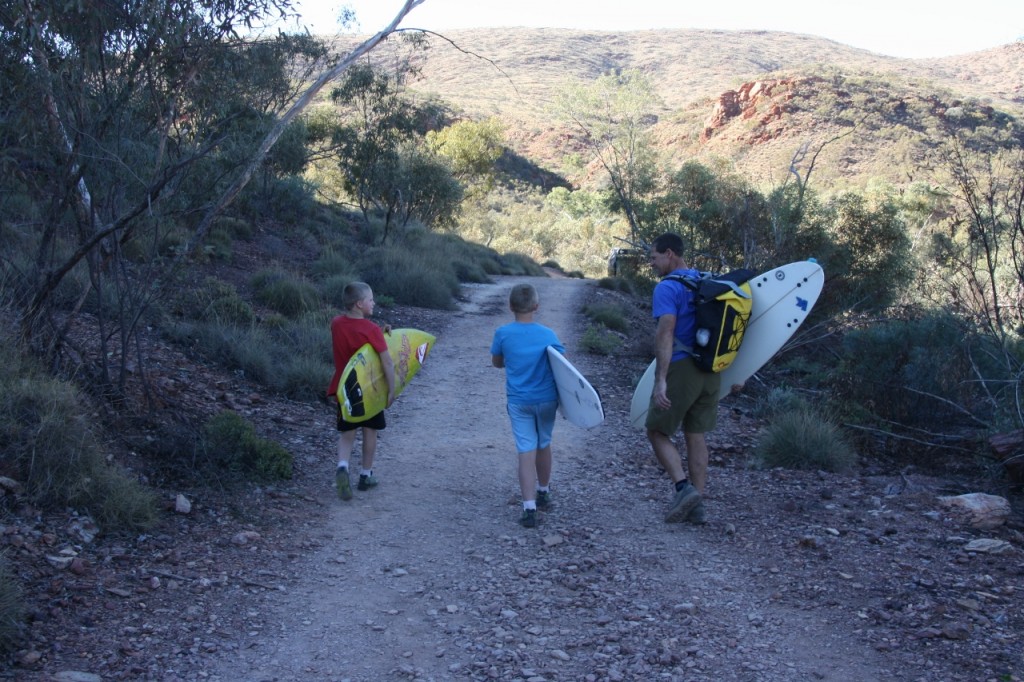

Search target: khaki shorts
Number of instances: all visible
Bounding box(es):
[644,356,720,435]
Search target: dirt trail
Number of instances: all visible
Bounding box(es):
[203,275,889,681]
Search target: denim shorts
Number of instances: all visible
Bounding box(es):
[506,401,558,454]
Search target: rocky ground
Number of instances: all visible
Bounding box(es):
[2,272,1023,682]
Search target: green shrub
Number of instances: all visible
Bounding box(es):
[358,247,460,310]
[499,252,546,276]
[753,405,857,473]
[190,278,254,326]
[82,468,160,530]
[0,553,23,654]
[833,311,997,427]
[321,274,355,307]
[579,325,622,355]
[597,276,636,295]
[311,247,358,281]
[213,216,254,240]
[251,269,321,318]
[201,411,293,481]
[0,339,158,531]
[582,302,629,332]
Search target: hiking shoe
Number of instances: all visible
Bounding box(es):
[357,474,378,491]
[687,500,707,525]
[519,509,537,528]
[665,482,701,523]
[535,490,553,510]
[335,467,353,501]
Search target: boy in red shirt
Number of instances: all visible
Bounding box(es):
[326,282,396,500]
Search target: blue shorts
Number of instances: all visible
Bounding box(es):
[506,401,558,454]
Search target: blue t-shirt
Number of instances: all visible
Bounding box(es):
[652,268,698,363]
[490,322,565,405]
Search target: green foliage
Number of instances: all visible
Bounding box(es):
[1,1,329,385]
[582,302,630,332]
[808,190,915,315]
[329,62,463,240]
[200,411,293,482]
[251,269,322,318]
[753,394,857,473]
[357,246,461,310]
[166,318,332,401]
[597,277,636,295]
[0,553,23,654]
[833,311,1019,429]
[0,338,158,531]
[579,325,623,355]
[426,117,505,195]
[555,69,662,244]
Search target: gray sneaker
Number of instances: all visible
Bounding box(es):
[665,482,701,523]
[686,500,707,525]
[336,467,353,501]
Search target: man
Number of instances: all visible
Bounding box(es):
[645,232,720,525]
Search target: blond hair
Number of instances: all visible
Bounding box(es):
[509,283,538,314]
[342,281,372,311]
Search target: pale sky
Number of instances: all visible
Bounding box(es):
[278,0,1024,59]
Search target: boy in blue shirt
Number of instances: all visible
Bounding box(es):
[491,283,565,528]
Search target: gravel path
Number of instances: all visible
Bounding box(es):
[202,275,891,682]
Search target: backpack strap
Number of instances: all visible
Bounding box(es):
[660,273,699,357]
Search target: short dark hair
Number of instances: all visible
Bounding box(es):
[651,233,684,255]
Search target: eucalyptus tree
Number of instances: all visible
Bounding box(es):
[328,57,462,242]
[0,0,425,404]
[554,70,662,246]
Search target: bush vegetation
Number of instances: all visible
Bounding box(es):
[582,302,630,333]
[0,337,159,531]
[199,411,293,482]
[752,390,857,473]
[579,325,623,355]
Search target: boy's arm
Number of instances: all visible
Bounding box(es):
[491,354,504,368]
[380,352,397,407]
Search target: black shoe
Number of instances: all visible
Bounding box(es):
[519,509,537,528]
[535,490,553,510]
[357,474,378,491]
[665,482,701,523]
[687,500,707,525]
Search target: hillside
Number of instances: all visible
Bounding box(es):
[342,28,1024,188]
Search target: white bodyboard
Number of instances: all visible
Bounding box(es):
[629,260,824,429]
[547,347,604,429]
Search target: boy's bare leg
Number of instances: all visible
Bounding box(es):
[535,444,552,489]
[518,450,538,503]
[337,430,358,467]
[361,427,378,471]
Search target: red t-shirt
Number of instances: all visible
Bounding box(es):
[326,315,388,397]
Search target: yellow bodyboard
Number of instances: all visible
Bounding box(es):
[337,328,436,423]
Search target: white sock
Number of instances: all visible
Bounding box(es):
[523,500,537,511]
[337,461,348,470]
[536,485,550,493]
[360,469,372,477]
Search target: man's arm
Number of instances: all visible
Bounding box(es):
[652,314,676,410]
